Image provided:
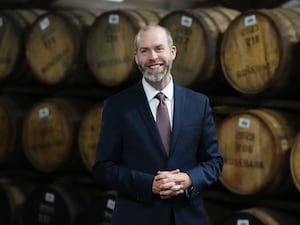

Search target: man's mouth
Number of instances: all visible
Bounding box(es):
[148,64,162,69]
[147,63,164,69]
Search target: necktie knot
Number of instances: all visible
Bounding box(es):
[155,92,165,102]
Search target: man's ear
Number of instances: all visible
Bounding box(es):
[171,46,177,60]
[134,53,138,64]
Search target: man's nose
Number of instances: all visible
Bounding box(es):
[149,50,158,59]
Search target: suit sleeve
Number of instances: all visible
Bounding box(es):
[92,99,154,203]
[186,96,223,199]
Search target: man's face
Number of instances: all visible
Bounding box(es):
[135,27,176,83]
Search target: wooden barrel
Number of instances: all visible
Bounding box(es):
[26,9,100,85]
[86,9,166,88]
[216,109,298,195]
[0,10,43,84]
[0,180,25,225]
[220,8,300,96]
[290,132,300,192]
[159,7,240,94]
[78,103,103,172]
[222,207,300,225]
[22,184,92,225]
[0,96,34,167]
[22,98,83,173]
[77,190,117,225]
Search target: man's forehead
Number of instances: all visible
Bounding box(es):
[138,32,167,44]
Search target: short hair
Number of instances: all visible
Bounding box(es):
[133,25,174,52]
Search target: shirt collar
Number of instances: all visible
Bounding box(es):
[142,77,174,101]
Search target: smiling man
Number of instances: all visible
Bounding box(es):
[92,25,223,225]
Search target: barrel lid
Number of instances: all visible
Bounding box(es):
[223,207,300,225]
[217,109,288,195]
[86,9,147,87]
[22,186,74,225]
[222,208,275,225]
[220,9,293,95]
[26,12,80,85]
[22,99,74,173]
[160,9,216,87]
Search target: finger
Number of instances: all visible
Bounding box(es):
[154,173,169,182]
[156,171,180,180]
[170,169,180,174]
[155,172,175,181]
[170,184,183,192]
[159,189,173,196]
[157,169,180,175]
[159,187,184,197]
[175,189,184,195]
[159,181,176,190]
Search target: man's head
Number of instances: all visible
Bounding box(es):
[134,25,176,90]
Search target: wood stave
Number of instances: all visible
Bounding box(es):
[216,109,298,196]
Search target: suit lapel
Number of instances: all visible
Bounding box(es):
[134,82,166,155]
[171,84,185,153]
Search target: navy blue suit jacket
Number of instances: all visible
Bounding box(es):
[93,81,223,225]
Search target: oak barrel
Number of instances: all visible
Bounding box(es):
[216,109,297,195]
[78,104,103,172]
[22,184,91,225]
[0,96,33,167]
[222,207,300,225]
[159,7,240,93]
[0,180,25,225]
[26,9,99,85]
[220,8,300,96]
[290,132,300,192]
[0,10,42,83]
[77,190,117,225]
[22,98,82,173]
[86,9,166,88]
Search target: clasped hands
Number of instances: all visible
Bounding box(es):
[152,169,192,199]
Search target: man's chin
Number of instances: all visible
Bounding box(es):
[144,74,164,83]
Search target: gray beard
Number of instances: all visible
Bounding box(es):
[143,72,165,82]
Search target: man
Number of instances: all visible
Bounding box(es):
[92,25,223,225]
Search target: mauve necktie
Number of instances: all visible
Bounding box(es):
[155,92,171,155]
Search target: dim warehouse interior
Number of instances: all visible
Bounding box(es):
[1,0,300,224]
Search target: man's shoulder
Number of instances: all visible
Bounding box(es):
[175,83,208,100]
